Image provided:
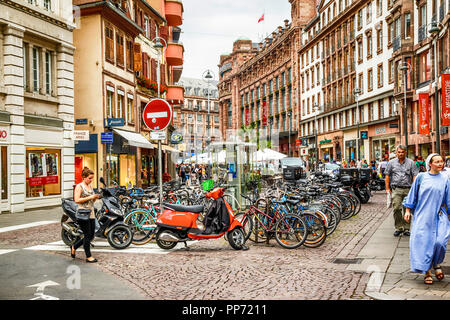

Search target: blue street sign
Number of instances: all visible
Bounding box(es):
[76,118,88,125]
[101,132,113,143]
[104,118,125,127]
[360,131,368,139]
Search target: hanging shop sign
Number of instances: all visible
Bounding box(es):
[104,118,125,127]
[360,131,368,139]
[170,132,183,144]
[442,73,450,126]
[418,92,431,135]
[245,108,250,126]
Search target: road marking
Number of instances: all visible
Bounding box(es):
[24,240,192,255]
[0,221,58,234]
[0,249,18,255]
[27,280,60,300]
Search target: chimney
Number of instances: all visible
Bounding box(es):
[272,31,277,39]
[284,19,289,28]
[278,26,283,34]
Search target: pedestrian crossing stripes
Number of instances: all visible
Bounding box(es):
[0,249,18,256]
[23,240,193,255]
[0,221,58,234]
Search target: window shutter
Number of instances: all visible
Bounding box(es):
[142,52,148,78]
[160,26,168,43]
[133,43,141,72]
[160,64,165,85]
[150,19,156,40]
[151,58,157,82]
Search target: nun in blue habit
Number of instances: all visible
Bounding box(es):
[403,153,450,284]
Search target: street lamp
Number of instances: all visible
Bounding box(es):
[152,36,167,214]
[313,102,319,170]
[399,61,411,158]
[202,69,215,166]
[354,88,361,161]
[429,20,442,154]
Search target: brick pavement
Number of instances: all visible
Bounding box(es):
[0,192,448,300]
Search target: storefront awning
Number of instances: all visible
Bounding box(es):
[152,144,179,152]
[113,129,154,149]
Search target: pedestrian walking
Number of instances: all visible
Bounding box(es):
[72,167,99,263]
[378,155,389,177]
[180,164,186,184]
[385,145,419,237]
[415,156,426,173]
[403,153,450,284]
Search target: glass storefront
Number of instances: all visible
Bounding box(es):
[141,155,156,186]
[106,154,119,185]
[119,154,136,187]
[74,154,98,189]
[1,146,7,200]
[372,137,396,161]
[26,147,61,198]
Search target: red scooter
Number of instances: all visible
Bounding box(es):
[154,187,248,250]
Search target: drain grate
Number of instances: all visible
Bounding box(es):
[332,258,363,264]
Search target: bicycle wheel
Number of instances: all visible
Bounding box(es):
[275,214,307,249]
[302,212,327,248]
[124,210,157,245]
[323,207,338,236]
[234,212,253,242]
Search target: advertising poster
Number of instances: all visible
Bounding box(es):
[441,73,450,126]
[28,153,46,178]
[418,93,430,135]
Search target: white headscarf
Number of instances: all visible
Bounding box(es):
[425,153,440,171]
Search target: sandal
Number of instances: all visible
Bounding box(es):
[434,265,445,281]
[424,271,433,285]
[70,245,76,259]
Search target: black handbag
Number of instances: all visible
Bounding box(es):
[75,208,91,221]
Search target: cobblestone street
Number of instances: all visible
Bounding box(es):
[15,193,390,300]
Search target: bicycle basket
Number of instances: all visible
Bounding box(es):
[202,179,214,191]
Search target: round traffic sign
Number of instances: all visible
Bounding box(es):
[142,99,173,131]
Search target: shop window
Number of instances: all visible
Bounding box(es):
[107,154,119,185]
[127,94,134,124]
[26,148,61,198]
[120,154,136,187]
[1,146,7,200]
[74,154,98,189]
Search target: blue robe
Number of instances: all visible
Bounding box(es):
[403,172,450,274]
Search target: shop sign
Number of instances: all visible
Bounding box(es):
[375,127,386,135]
[170,132,183,144]
[72,130,90,141]
[101,132,113,143]
[360,131,368,139]
[319,139,331,144]
[27,152,59,186]
[301,138,308,146]
[262,101,268,126]
[295,139,301,146]
[75,118,88,125]
[418,92,431,135]
[0,127,8,142]
[389,123,399,128]
[104,118,125,127]
[441,73,450,126]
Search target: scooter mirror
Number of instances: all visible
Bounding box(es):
[99,177,106,186]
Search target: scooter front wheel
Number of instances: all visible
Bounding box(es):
[227,227,245,250]
[107,224,132,249]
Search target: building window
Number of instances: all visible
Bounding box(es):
[358,39,363,63]
[405,13,411,39]
[388,59,394,83]
[377,63,383,88]
[377,28,383,53]
[144,16,150,38]
[367,1,372,24]
[106,85,114,118]
[44,0,51,10]
[368,68,373,91]
[369,103,374,121]
[357,10,363,30]
[45,51,52,95]
[105,26,114,62]
[126,40,134,71]
[389,22,394,44]
[32,47,40,92]
[378,99,384,119]
[127,94,134,124]
[117,90,125,119]
[358,73,364,93]
[376,0,382,16]
[116,33,124,66]
[419,50,431,83]
[367,33,373,58]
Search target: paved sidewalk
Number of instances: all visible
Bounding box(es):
[339,213,450,300]
[0,207,61,228]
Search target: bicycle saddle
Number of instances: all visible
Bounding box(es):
[163,203,204,213]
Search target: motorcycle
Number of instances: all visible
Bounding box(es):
[60,177,133,250]
[154,187,248,250]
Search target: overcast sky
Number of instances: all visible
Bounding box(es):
[180,0,292,81]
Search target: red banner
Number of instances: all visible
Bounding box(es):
[262,101,267,126]
[28,176,59,186]
[245,108,250,126]
[418,92,430,135]
[442,73,450,126]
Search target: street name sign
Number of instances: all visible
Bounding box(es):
[101,132,113,143]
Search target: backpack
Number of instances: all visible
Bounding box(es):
[417,161,426,172]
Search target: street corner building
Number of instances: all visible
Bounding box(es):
[218,0,450,162]
[72,0,184,190]
[0,0,76,213]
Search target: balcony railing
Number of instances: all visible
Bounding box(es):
[393,36,401,51]
[418,25,427,42]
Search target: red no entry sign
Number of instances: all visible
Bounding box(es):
[142,99,173,131]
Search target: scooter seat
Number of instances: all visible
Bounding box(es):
[163,203,204,213]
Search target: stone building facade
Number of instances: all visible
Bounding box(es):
[0,0,75,212]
